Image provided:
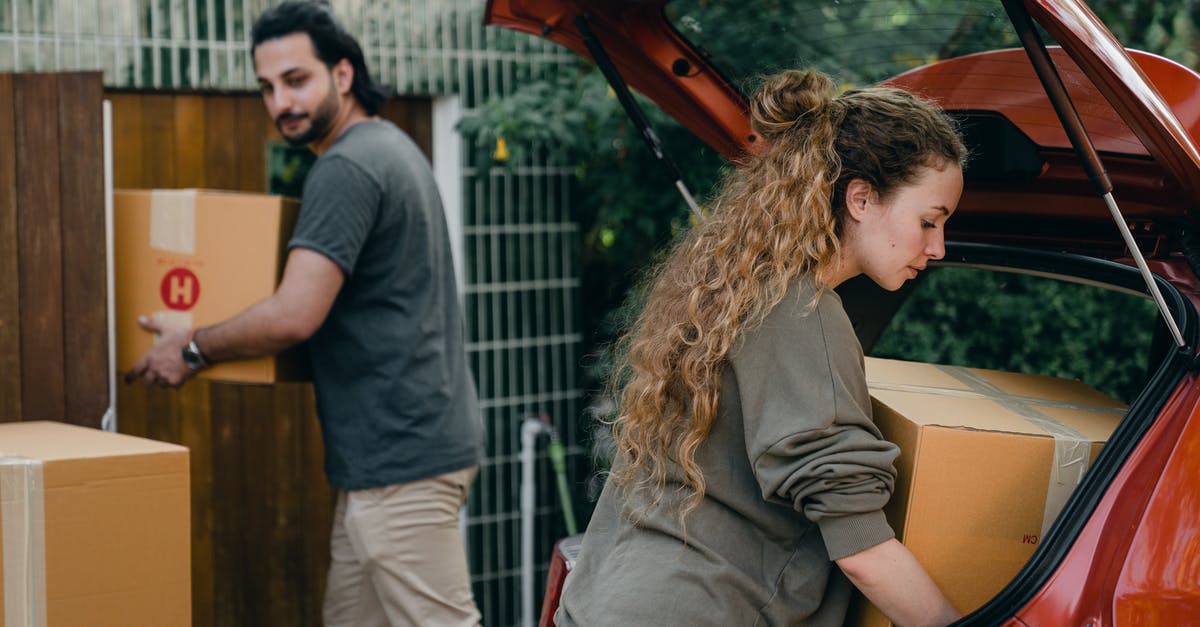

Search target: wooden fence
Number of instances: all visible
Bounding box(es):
[0,71,107,426]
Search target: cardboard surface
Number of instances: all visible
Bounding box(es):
[846,358,1126,626]
[0,421,190,627]
[114,189,309,384]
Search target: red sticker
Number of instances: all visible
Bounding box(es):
[160,267,200,311]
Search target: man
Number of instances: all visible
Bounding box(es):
[128,2,483,625]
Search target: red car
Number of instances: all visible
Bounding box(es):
[486,0,1200,624]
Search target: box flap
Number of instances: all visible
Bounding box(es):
[865,357,1127,440]
[0,422,186,462]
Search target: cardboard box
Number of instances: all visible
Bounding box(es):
[847,357,1126,626]
[0,421,190,626]
[114,189,309,383]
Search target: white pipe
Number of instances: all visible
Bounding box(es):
[100,99,117,433]
[520,417,552,627]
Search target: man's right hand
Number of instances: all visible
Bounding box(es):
[125,316,196,388]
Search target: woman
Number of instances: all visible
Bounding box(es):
[558,69,967,626]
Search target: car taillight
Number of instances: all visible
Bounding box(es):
[538,534,583,627]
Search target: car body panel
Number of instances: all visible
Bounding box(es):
[1021,0,1200,202]
[1112,385,1200,622]
[886,48,1199,212]
[1011,378,1200,624]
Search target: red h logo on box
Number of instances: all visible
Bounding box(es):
[161,267,200,311]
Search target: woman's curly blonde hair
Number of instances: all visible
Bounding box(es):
[608,69,966,521]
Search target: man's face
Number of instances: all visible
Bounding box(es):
[254,32,343,147]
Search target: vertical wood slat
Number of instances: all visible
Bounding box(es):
[208,384,248,627]
[174,95,207,187]
[15,73,66,422]
[141,94,178,186]
[235,96,270,192]
[58,72,108,427]
[0,74,19,421]
[109,92,145,189]
[203,97,239,190]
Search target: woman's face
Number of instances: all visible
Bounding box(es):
[839,163,964,291]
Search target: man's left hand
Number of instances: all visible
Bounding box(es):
[126,316,196,388]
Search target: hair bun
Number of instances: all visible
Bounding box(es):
[749,70,837,141]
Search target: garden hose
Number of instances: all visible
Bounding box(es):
[546,432,578,536]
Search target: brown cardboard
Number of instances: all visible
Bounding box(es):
[0,421,190,627]
[114,189,309,383]
[846,358,1126,626]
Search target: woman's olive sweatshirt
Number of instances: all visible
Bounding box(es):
[557,279,900,626]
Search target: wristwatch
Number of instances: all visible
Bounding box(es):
[181,339,210,371]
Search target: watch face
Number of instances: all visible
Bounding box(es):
[182,344,205,370]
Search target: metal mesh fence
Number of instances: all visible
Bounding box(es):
[1,2,585,624]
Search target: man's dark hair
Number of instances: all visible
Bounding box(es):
[251,0,388,116]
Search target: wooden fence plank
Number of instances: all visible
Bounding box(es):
[0,74,20,421]
[109,92,145,189]
[180,381,215,627]
[235,97,270,192]
[174,95,207,188]
[58,72,108,427]
[209,384,248,626]
[15,73,65,421]
[141,94,178,186]
[296,384,333,622]
[203,98,240,191]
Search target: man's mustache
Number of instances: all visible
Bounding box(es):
[276,113,307,126]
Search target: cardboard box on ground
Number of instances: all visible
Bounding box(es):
[0,422,190,627]
[114,189,310,384]
[846,357,1127,626]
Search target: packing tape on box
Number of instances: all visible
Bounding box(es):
[869,366,1125,536]
[0,456,47,627]
[150,189,197,254]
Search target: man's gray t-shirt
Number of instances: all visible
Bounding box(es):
[288,119,482,490]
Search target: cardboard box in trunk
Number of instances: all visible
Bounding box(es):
[0,421,190,626]
[847,357,1127,626]
[114,189,309,384]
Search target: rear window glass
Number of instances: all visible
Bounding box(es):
[869,266,1161,404]
[664,0,1020,91]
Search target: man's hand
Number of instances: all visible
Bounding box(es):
[125,316,196,388]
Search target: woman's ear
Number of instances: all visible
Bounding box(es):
[844,178,874,223]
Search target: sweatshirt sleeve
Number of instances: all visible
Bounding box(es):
[731,283,899,560]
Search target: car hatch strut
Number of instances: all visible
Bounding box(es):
[1002,0,1186,348]
[573,14,705,222]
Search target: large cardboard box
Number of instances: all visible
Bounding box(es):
[0,421,190,626]
[114,189,308,383]
[847,357,1127,626]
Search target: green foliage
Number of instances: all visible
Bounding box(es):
[871,268,1161,403]
[458,60,724,381]
[667,0,1019,88]
[1090,0,1200,68]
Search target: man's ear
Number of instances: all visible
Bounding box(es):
[332,59,354,95]
[844,178,874,222]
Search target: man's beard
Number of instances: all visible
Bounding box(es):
[276,84,340,147]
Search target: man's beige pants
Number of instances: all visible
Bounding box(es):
[323,466,481,627]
